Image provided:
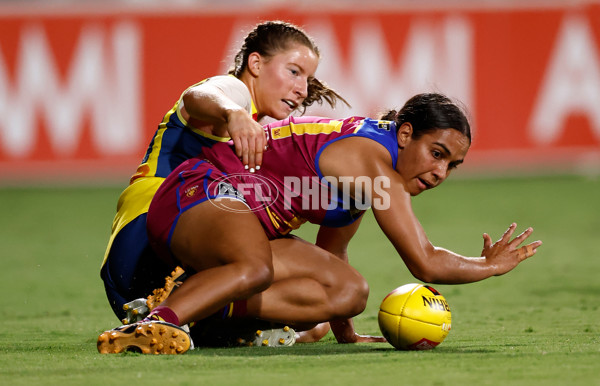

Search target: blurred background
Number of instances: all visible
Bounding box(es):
[2,4,600,382]
[1,0,599,185]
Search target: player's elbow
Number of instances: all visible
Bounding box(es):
[403,247,444,284]
[181,89,196,109]
[181,87,210,118]
[407,261,439,284]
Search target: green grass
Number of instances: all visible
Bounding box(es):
[1,175,599,385]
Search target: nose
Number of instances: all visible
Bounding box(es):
[294,77,309,99]
[432,163,449,184]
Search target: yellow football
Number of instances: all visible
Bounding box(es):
[378,283,452,350]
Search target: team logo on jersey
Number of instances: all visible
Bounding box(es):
[378,121,392,131]
[185,185,199,197]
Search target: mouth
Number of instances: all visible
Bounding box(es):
[282,99,298,110]
[417,178,433,191]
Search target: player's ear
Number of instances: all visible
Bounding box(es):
[246,52,262,77]
[397,123,413,149]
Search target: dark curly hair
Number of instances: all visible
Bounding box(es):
[380,93,471,143]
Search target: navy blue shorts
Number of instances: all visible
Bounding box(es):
[100,213,172,321]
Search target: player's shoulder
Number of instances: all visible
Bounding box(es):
[204,75,248,91]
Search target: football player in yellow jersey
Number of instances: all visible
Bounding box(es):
[100,21,348,323]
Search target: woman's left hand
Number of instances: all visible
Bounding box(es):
[347,334,387,343]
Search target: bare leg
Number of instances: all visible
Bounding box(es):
[243,236,369,324]
[159,200,368,327]
[161,200,274,325]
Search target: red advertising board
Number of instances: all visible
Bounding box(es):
[1,2,599,182]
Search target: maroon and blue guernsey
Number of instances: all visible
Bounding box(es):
[147,116,399,259]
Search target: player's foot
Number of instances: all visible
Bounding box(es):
[97,320,191,355]
[190,319,296,347]
[121,267,188,324]
[236,326,296,347]
[121,298,149,324]
[146,266,187,310]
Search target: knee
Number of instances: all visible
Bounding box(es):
[347,276,370,315]
[234,260,274,296]
[335,274,369,318]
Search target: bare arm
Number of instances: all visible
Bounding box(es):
[314,220,386,343]
[314,220,361,264]
[318,136,542,285]
[181,78,266,170]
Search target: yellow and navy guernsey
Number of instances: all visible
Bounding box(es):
[101,77,257,266]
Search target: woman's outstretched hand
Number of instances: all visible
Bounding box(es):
[481,223,542,276]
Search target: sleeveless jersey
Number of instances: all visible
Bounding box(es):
[102,76,256,266]
[200,116,399,238]
[131,76,256,182]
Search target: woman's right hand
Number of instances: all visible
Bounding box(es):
[226,109,267,172]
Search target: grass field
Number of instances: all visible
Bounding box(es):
[1,174,599,385]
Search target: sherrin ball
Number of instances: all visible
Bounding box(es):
[378,283,452,350]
